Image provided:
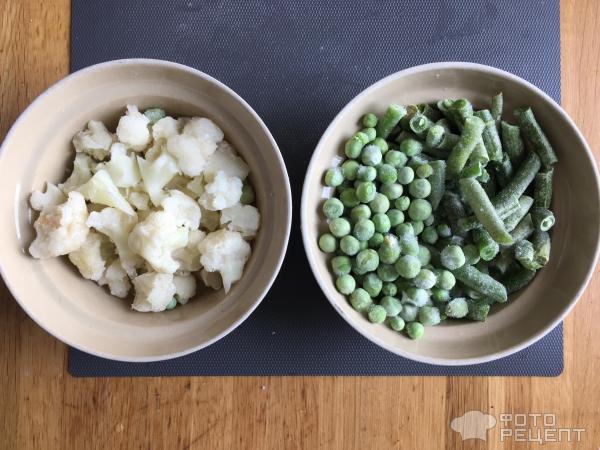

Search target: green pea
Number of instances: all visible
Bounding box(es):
[408,178,431,199]
[381,183,403,200]
[436,223,452,238]
[324,168,344,187]
[166,298,177,310]
[462,243,480,265]
[323,197,344,219]
[416,163,433,178]
[408,199,432,221]
[377,164,398,184]
[397,166,415,185]
[356,165,377,182]
[350,204,371,222]
[372,213,391,233]
[355,181,377,203]
[362,113,378,128]
[331,256,352,276]
[336,274,356,295]
[341,160,360,180]
[329,217,351,237]
[350,288,372,312]
[354,249,379,274]
[378,234,401,264]
[445,297,469,318]
[340,189,360,207]
[336,180,352,195]
[369,193,390,213]
[358,240,369,251]
[399,235,419,256]
[377,263,399,282]
[361,145,383,166]
[353,219,375,241]
[368,232,384,248]
[395,196,410,211]
[340,235,360,256]
[418,306,441,326]
[413,268,437,289]
[436,270,456,290]
[403,287,429,307]
[395,255,421,279]
[399,138,423,157]
[417,244,431,266]
[431,287,450,302]
[380,296,402,317]
[388,316,406,331]
[421,226,438,244]
[240,184,255,205]
[362,127,377,142]
[382,282,398,297]
[395,222,414,238]
[411,220,424,235]
[424,214,435,227]
[362,273,383,297]
[372,137,389,153]
[344,134,366,159]
[386,209,404,227]
[399,304,418,322]
[384,150,408,168]
[318,233,337,253]
[440,245,466,270]
[368,305,387,323]
[406,322,425,339]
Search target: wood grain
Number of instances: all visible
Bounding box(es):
[1,0,599,449]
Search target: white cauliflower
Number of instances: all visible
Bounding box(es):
[199,171,242,211]
[220,204,260,238]
[200,206,220,231]
[165,134,215,177]
[77,170,135,215]
[30,182,66,212]
[137,152,179,206]
[72,120,114,161]
[67,231,107,281]
[161,190,201,229]
[199,269,222,290]
[198,229,251,292]
[173,228,205,272]
[103,143,141,187]
[59,153,93,193]
[128,191,150,211]
[29,191,89,259]
[203,145,249,182]
[128,211,188,273]
[151,116,179,142]
[98,259,131,298]
[173,274,196,304]
[216,140,236,156]
[131,272,176,312]
[116,105,150,151]
[86,207,142,277]
[183,117,224,144]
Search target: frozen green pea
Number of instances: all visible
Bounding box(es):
[362,113,378,128]
[408,199,432,221]
[417,244,431,266]
[372,213,391,233]
[350,204,371,222]
[445,298,469,318]
[380,296,402,317]
[400,138,423,157]
[377,164,398,184]
[399,304,418,322]
[340,235,360,256]
[370,193,390,213]
[354,249,379,274]
[397,166,415,185]
[387,209,405,227]
[358,240,369,251]
[372,137,389,153]
[353,219,375,241]
[336,180,352,194]
[440,245,466,270]
[329,217,351,237]
[144,107,166,124]
[388,316,405,331]
[418,306,441,326]
[416,163,433,179]
[462,244,481,265]
[331,256,352,276]
[406,321,425,339]
[377,263,399,282]
[356,165,377,182]
[368,304,387,323]
[340,189,359,207]
[384,150,408,168]
[378,234,401,264]
[368,232,384,248]
[323,198,344,219]
[318,233,337,253]
[362,273,383,297]
[402,287,429,307]
[381,183,403,200]
[362,127,377,142]
[361,145,383,166]
[395,254,421,278]
[382,282,397,297]
[356,181,377,203]
[341,160,360,180]
[421,226,438,244]
[399,235,419,256]
[436,223,452,238]
[431,288,450,302]
[411,220,424,235]
[240,184,255,205]
[409,179,431,199]
[350,288,372,312]
[395,196,411,211]
[424,214,435,227]
[336,274,355,294]
[413,268,437,289]
[324,168,344,187]
[165,297,177,310]
[395,222,414,237]
[436,270,456,290]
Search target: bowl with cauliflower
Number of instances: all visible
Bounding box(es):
[0,59,291,361]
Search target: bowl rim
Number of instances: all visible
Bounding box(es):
[300,61,600,366]
[0,58,293,362]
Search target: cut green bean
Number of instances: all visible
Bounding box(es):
[469,140,489,165]
[503,195,534,232]
[492,152,541,213]
[452,264,508,303]
[510,214,534,244]
[475,109,502,162]
[419,103,442,121]
[376,104,407,139]
[514,107,558,169]
[502,267,537,294]
[447,116,485,178]
[409,114,434,138]
[533,169,554,209]
[472,228,499,261]
[532,230,551,266]
[514,239,541,270]
[500,121,525,166]
[531,207,555,231]
[491,92,503,124]
[492,153,514,189]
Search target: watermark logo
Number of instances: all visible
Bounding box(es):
[450,411,586,444]
[450,410,496,441]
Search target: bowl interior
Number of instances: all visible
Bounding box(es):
[0,60,290,361]
[302,63,600,364]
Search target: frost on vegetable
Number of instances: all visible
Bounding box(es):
[103,143,141,187]
[131,272,176,312]
[166,134,215,177]
[220,204,260,238]
[29,191,89,259]
[30,182,66,212]
[161,190,201,229]
[199,171,243,211]
[77,170,135,215]
[173,274,197,304]
[137,152,179,206]
[68,231,108,281]
[198,229,251,292]
[72,120,114,161]
[116,105,150,151]
[98,259,131,298]
[173,229,205,272]
[203,143,249,182]
[59,153,93,193]
[128,211,188,274]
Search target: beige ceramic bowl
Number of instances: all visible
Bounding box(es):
[0,59,291,362]
[302,62,600,365]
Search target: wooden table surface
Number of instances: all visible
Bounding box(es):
[1,1,599,449]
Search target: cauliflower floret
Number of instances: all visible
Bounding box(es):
[183,117,224,144]
[131,272,176,312]
[128,191,150,211]
[98,259,131,298]
[29,191,89,259]
[59,153,94,193]
[137,152,179,206]
[128,211,188,274]
[200,206,220,231]
[173,274,196,304]
[173,229,205,272]
[103,143,141,187]
[203,145,249,182]
[166,134,215,177]
[220,204,260,238]
[30,182,66,212]
[67,231,107,281]
[77,170,135,215]
[199,269,222,290]
[86,207,142,277]
[161,190,201,229]
[116,105,150,151]
[151,116,179,142]
[199,171,242,211]
[72,120,114,161]
[198,229,251,292]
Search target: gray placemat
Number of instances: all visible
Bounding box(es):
[69,0,562,376]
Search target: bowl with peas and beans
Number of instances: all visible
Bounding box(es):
[301,62,600,365]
